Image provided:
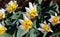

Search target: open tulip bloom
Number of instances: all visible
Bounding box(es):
[19,14,33,31]
[48,13,60,26]
[6,1,18,13]
[0,8,5,19]
[25,2,38,19]
[0,0,60,37]
[0,21,7,35]
[38,21,53,33]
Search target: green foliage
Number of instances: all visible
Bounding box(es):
[17,29,28,37]
[0,33,12,37]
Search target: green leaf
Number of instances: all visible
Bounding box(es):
[5,20,12,26]
[49,1,53,6]
[29,29,39,37]
[55,4,59,13]
[49,10,55,14]
[0,33,12,37]
[43,32,48,37]
[17,29,28,37]
[17,11,22,15]
[11,14,19,19]
[11,11,22,19]
[33,20,36,28]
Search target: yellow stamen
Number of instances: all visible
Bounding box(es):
[29,9,37,18]
[7,6,13,13]
[0,26,7,35]
[7,2,18,13]
[23,20,32,30]
[42,24,51,32]
[0,13,5,19]
[52,16,59,25]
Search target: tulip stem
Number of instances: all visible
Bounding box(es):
[43,32,48,37]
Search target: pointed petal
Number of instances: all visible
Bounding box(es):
[23,14,29,20]
[25,13,30,19]
[8,1,13,5]
[1,21,5,26]
[36,13,38,16]
[0,23,3,27]
[5,28,7,30]
[14,1,17,4]
[55,13,57,16]
[48,23,51,26]
[19,25,24,30]
[29,2,33,10]
[1,8,6,12]
[0,8,5,13]
[44,21,46,24]
[14,1,18,6]
[50,30,53,32]
[48,19,52,22]
[5,4,9,7]
[19,19,24,25]
[51,15,54,18]
[25,7,31,12]
[33,3,37,10]
[38,28,45,33]
[39,23,44,28]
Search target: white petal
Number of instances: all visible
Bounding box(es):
[33,3,37,10]
[14,1,18,7]
[25,7,31,12]
[14,1,17,4]
[5,7,8,10]
[55,13,57,16]
[50,30,53,32]
[48,23,50,26]
[39,23,44,28]
[0,23,3,27]
[23,14,29,20]
[5,4,8,7]
[25,13,30,19]
[8,1,13,5]
[51,15,54,18]
[19,19,24,25]
[5,28,7,30]
[36,13,38,16]
[44,21,46,24]
[48,19,52,22]
[0,8,5,13]
[1,8,5,11]
[38,28,45,33]
[29,2,34,10]
[19,25,24,30]
[1,21,5,26]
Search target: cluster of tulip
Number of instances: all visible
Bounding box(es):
[0,0,60,37]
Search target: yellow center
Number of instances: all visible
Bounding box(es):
[42,24,51,32]
[7,2,18,13]
[52,16,59,25]
[0,13,5,19]
[0,26,7,35]
[29,9,37,19]
[23,20,32,30]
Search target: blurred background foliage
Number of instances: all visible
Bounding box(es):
[0,0,60,11]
